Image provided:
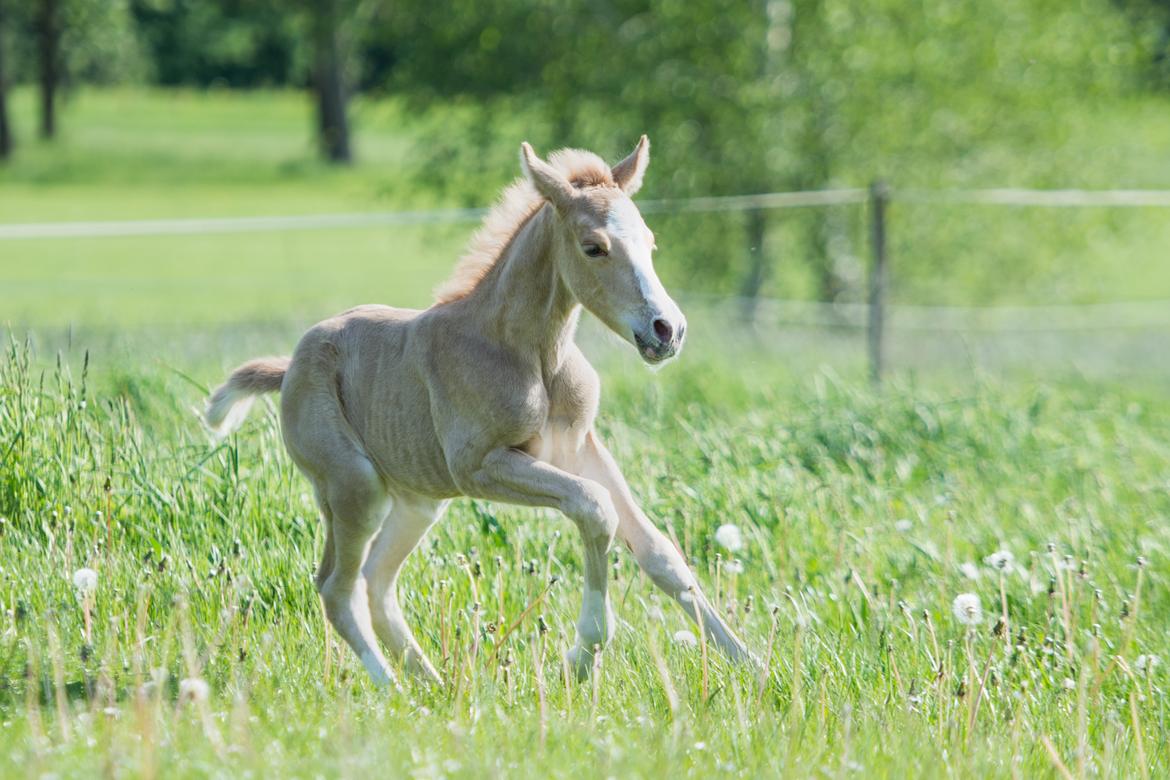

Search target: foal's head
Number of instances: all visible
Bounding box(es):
[521,137,686,364]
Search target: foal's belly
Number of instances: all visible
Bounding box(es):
[331,309,462,499]
[347,367,461,500]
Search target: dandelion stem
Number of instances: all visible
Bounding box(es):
[966,639,996,744]
[1040,735,1075,780]
[1129,691,1150,780]
[999,573,1010,650]
[649,631,679,719]
[47,621,71,743]
[689,586,709,703]
[487,577,555,668]
[534,630,547,748]
[756,605,779,712]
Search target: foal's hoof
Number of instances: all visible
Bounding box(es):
[409,666,444,688]
[404,654,444,687]
[725,643,765,673]
[566,643,598,680]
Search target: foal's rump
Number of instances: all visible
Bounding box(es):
[203,305,413,439]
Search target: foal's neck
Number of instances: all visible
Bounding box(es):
[469,204,581,373]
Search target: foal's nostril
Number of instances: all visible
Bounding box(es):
[652,318,673,344]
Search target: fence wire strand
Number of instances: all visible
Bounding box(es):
[14,185,1170,241]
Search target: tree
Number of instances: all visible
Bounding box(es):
[311,0,351,163]
[129,0,297,88]
[0,0,12,160]
[35,0,61,139]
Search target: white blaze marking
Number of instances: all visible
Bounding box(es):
[606,198,659,300]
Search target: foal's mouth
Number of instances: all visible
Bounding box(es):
[634,333,676,364]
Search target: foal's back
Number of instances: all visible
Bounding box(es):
[279,304,459,499]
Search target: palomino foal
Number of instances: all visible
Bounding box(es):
[206,137,751,686]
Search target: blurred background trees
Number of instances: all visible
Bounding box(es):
[0,0,1167,302]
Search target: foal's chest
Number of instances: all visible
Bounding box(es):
[522,353,600,466]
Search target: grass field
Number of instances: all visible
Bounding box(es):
[1,339,1168,777]
[1,88,1169,777]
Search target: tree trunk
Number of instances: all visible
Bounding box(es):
[0,0,12,160]
[36,0,59,140]
[739,209,769,321]
[312,0,351,164]
[810,208,846,302]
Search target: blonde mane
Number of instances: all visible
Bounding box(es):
[433,148,616,304]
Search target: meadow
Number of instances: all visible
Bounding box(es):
[0,89,1168,777]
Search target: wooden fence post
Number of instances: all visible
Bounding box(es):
[868,181,889,386]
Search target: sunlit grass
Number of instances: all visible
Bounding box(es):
[1,334,1166,777]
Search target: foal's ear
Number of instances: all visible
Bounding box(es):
[611,135,650,196]
[520,142,575,212]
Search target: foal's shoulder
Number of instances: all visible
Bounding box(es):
[548,343,600,411]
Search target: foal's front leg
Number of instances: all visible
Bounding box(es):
[451,446,619,677]
[577,432,753,664]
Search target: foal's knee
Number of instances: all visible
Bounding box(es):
[571,482,620,546]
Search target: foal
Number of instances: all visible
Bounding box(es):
[206,137,751,685]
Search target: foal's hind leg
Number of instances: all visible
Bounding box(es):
[314,464,399,687]
[363,496,448,683]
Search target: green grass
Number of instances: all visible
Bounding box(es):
[0,334,1168,777]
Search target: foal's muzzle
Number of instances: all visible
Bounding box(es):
[634,316,687,364]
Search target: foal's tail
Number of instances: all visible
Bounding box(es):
[204,357,291,436]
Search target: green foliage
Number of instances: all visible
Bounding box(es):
[378,0,1164,296]
[129,0,302,88]
[4,0,146,84]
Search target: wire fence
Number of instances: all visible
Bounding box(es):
[7,186,1170,241]
[4,186,1169,380]
[673,293,1170,380]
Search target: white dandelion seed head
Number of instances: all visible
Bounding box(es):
[951,593,983,626]
[983,550,1015,571]
[724,559,744,575]
[72,568,98,595]
[1136,655,1160,675]
[959,562,981,580]
[714,524,744,553]
[178,677,210,704]
[672,629,698,648]
[894,519,913,533]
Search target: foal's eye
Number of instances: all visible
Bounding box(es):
[582,244,608,258]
